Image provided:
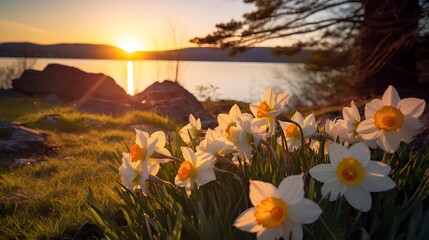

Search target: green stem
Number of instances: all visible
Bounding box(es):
[320,217,338,240]
[260,139,279,164]
[347,211,363,237]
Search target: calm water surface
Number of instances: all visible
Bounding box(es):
[0,58,302,102]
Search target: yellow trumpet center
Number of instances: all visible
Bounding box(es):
[225,122,236,136]
[336,157,366,186]
[177,161,196,181]
[373,106,404,132]
[286,124,299,138]
[254,197,288,228]
[257,102,273,118]
[130,144,148,162]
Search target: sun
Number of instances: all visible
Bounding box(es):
[117,39,144,53]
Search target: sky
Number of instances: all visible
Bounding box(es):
[0,0,259,51]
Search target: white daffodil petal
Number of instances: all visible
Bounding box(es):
[196,156,214,170]
[399,98,426,118]
[287,198,323,224]
[344,185,372,212]
[321,181,344,201]
[233,208,262,233]
[303,125,317,137]
[262,87,276,108]
[278,175,304,205]
[181,147,197,164]
[135,129,149,147]
[328,143,347,167]
[349,142,370,167]
[174,175,183,185]
[205,140,223,154]
[283,221,303,240]
[257,228,280,240]
[249,102,260,117]
[366,160,391,175]
[291,111,304,124]
[276,93,290,108]
[404,115,424,131]
[151,131,166,149]
[362,173,396,192]
[365,99,383,119]
[343,106,354,122]
[356,119,379,140]
[382,85,401,108]
[196,168,216,186]
[217,114,231,129]
[155,147,172,159]
[351,101,361,121]
[249,180,277,206]
[304,114,316,127]
[399,116,423,143]
[309,164,337,183]
[148,162,160,176]
[230,104,242,118]
[377,131,401,153]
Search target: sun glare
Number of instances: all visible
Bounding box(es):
[117,39,144,53]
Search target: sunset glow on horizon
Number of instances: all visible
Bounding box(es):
[117,38,145,53]
[0,0,261,51]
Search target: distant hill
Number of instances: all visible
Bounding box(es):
[0,42,310,63]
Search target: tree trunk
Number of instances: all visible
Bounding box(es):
[355,0,423,97]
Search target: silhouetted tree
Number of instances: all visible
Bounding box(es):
[192,0,429,98]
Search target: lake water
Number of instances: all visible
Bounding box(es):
[0,57,302,102]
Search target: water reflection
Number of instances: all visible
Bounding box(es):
[127,60,134,95]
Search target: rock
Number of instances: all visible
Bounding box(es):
[75,97,133,114]
[0,121,57,161]
[12,64,130,103]
[133,80,215,127]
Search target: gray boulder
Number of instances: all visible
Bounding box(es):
[133,80,215,126]
[12,64,130,103]
[0,121,57,161]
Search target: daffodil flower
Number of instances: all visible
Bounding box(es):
[175,147,216,196]
[250,87,290,137]
[218,104,250,136]
[234,175,322,240]
[196,128,236,159]
[179,114,202,144]
[338,101,377,148]
[122,129,169,194]
[130,129,159,164]
[310,142,396,212]
[118,153,151,193]
[279,111,316,152]
[229,115,268,160]
[147,131,172,175]
[356,86,425,153]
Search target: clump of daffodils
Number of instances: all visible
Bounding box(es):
[113,85,426,239]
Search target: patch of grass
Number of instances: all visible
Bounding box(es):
[202,99,250,116]
[0,97,178,239]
